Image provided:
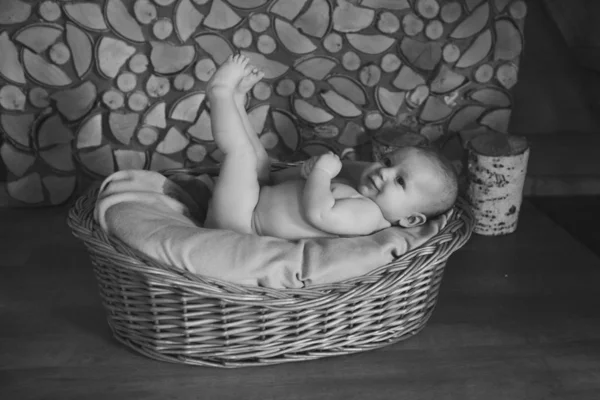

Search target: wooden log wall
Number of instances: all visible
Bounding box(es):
[0,0,526,206]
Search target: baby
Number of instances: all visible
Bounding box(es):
[204,55,458,240]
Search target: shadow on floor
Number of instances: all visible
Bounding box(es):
[529,196,600,258]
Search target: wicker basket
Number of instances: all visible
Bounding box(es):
[67,166,474,368]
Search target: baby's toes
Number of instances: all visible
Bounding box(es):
[238,55,249,67]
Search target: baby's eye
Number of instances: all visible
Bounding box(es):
[382,158,392,167]
[396,176,405,186]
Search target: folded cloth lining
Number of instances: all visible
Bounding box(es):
[94,170,448,289]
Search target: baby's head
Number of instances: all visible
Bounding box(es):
[358,146,458,228]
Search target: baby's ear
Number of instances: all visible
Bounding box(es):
[397,213,426,228]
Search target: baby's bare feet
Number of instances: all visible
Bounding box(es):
[238,66,264,94]
[234,65,265,104]
[207,54,249,97]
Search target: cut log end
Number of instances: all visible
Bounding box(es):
[39,1,62,22]
[204,0,242,30]
[359,64,381,87]
[323,33,343,53]
[150,42,195,75]
[186,144,207,163]
[134,0,157,25]
[276,78,296,96]
[402,13,424,36]
[63,3,107,31]
[233,28,253,49]
[153,18,174,40]
[342,51,361,71]
[469,130,528,157]
[249,13,270,33]
[117,72,138,93]
[417,0,440,19]
[106,0,145,43]
[97,37,136,79]
[51,81,97,121]
[294,56,337,80]
[259,131,279,150]
[364,111,383,130]
[293,99,333,124]
[144,101,166,128]
[425,20,444,40]
[109,112,138,146]
[102,89,125,110]
[129,53,149,74]
[127,91,149,111]
[475,63,494,83]
[194,58,216,82]
[29,87,50,108]
[442,43,461,63]
[440,1,462,23]
[298,79,316,98]
[377,11,400,34]
[496,63,519,89]
[174,73,195,92]
[156,127,189,154]
[49,43,71,66]
[252,81,272,101]
[381,53,402,72]
[509,1,527,19]
[320,90,361,117]
[257,34,277,55]
[137,126,159,146]
[171,92,205,122]
[146,75,171,98]
[0,85,26,111]
[450,2,489,39]
[76,113,103,149]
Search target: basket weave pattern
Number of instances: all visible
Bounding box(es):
[68,173,474,368]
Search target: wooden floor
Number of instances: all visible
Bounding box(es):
[1,199,599,400]
[529,196,600,257]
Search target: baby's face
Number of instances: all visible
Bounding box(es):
[357,148,443,223]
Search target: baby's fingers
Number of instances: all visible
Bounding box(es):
[300,162,309,179]
[300,157,315,178]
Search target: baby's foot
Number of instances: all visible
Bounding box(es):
[234,66,265,104]
[238,66,265,94]
[207,54,249,97]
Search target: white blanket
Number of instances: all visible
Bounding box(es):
[94,170,449,289]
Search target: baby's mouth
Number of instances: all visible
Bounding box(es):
[368,175,380,192]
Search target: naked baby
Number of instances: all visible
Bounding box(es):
[204,54,458,240]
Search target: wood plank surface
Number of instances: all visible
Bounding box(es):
[1,201,599,400]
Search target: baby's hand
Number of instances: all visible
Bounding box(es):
[312,152,342,178]
[300,155,318,179]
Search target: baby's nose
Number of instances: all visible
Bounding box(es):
[380,167,395,180]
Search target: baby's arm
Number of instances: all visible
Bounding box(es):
[302,153,389,235]
[270,165,302,184]
[271,158,370,184]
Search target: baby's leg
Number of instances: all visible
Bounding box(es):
[234,67,270,184]
[204,55,259,234]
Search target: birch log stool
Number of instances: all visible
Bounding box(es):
[466,131,530,236]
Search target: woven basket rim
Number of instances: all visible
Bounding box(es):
[68,166,474,303]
